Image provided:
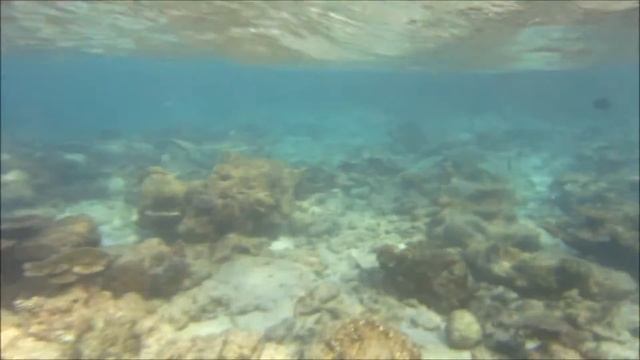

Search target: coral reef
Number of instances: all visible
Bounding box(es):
[136,154,302,243]
[305,317,422,359]
[0,214,102,288]
[2,125,639,360]
[544,175,639,278]
[102,237,189,298]
[1,214,54,239]
[376,244,473,313]
[10,215,101,263]
[294,165,337,200]
[372,146,639,359]
[543,141,639,278]
[141,329,297,360]
[22,247,111,285]
[4,286,152,359]
[136,166,187,240]
[446,309,483,349]
[469,284,640,359]
[178,153,302,241]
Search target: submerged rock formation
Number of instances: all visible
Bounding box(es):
[179,153,302,241]
[137,166,187,240]
[22,247,111,285]
[306,317,422,359]
[136,154,302,243]
[446,309,483,349]
[102,238,189,298]
[376,244,473,313]
[0,214,102,287]
[544,143,639,279]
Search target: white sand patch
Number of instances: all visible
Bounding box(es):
[269,237,295,252]
[62,152,87,165]
[207,256,317,332]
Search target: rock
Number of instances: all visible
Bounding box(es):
[209,233,267,264]
[404,306,442,331]
[446,309,483,349]
[294,165,337,200]
[467,243,637,301]
[12,215,101,262]
[0,169,36,206]
[256,342,298,360]
[102,238,189,297]
[137,167,187,239]
[545,169,639,278]
[294,282,342,317]
[10,286,151,355]
[464,243,525,287]
[218,329,263,359]
[427,211,487,248]
[77,315,141,359]
[558,258,637,301]
[0,214,53,239]
[306,317,421,359]
[420,345,472,360]
[377,243,473,313]
[0,329,72,359]
[177,154,302,242]
[148,334,227,360]
[527,342,583,360]
[22,247,111,285]
[580,340,640,360]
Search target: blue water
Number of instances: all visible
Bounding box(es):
[1,46,639,360]
[2,52,638,145]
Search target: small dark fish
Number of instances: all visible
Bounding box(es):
[592,97,612,111]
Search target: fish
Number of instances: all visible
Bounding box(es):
[592,97,612,111]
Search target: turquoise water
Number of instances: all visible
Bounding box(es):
[1,4,639,360]
[3,53,638,144]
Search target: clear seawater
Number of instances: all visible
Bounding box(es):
[1,3,639,360]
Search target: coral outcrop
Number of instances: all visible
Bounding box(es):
[178,154,302,242]
[306,317,422,359]
[5,286,152,359]
[10,215,101,263]
[136,155,302,243]
[446,309,483,349]
[102,237,189,298]
[137,166,187,239]
[376,244,473,313]
[0,214,102,287]
[22,247,111,285]
[543,142,639,279]
[0,214,54,240]
[469,284,640,359]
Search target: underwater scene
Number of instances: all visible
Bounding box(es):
[1,1,639,359]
